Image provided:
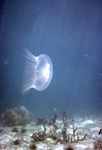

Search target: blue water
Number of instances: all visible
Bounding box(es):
[0,0,102,120]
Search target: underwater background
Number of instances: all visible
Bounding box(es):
[0,0,102,121]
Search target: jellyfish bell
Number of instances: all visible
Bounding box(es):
[22,49,53,93]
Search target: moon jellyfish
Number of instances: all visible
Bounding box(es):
[22,49,53,93]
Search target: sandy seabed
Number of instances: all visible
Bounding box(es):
[0,114,102,150]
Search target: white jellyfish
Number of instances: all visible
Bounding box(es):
[22,49,53,93]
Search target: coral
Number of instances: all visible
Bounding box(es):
[93,138,102,150]
[1,106,33,126]
[62,110,68,143]
[65,147,73,150]
[29,144,37,149]
[62,110,68,122]
[61,125,87,144]
[21,128,26,133]
[13,139,21,145]
[35,109,87,144]
[12,127,18,133]
[32,131,46,142]
[57,111,87,144]
[48,108,58,126]
[98,129,102,135]
[36,115,47,133]
[52,108,58,125]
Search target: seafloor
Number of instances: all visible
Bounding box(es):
[0,114,102,150]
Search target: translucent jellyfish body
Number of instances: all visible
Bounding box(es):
[22,49,53,93]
